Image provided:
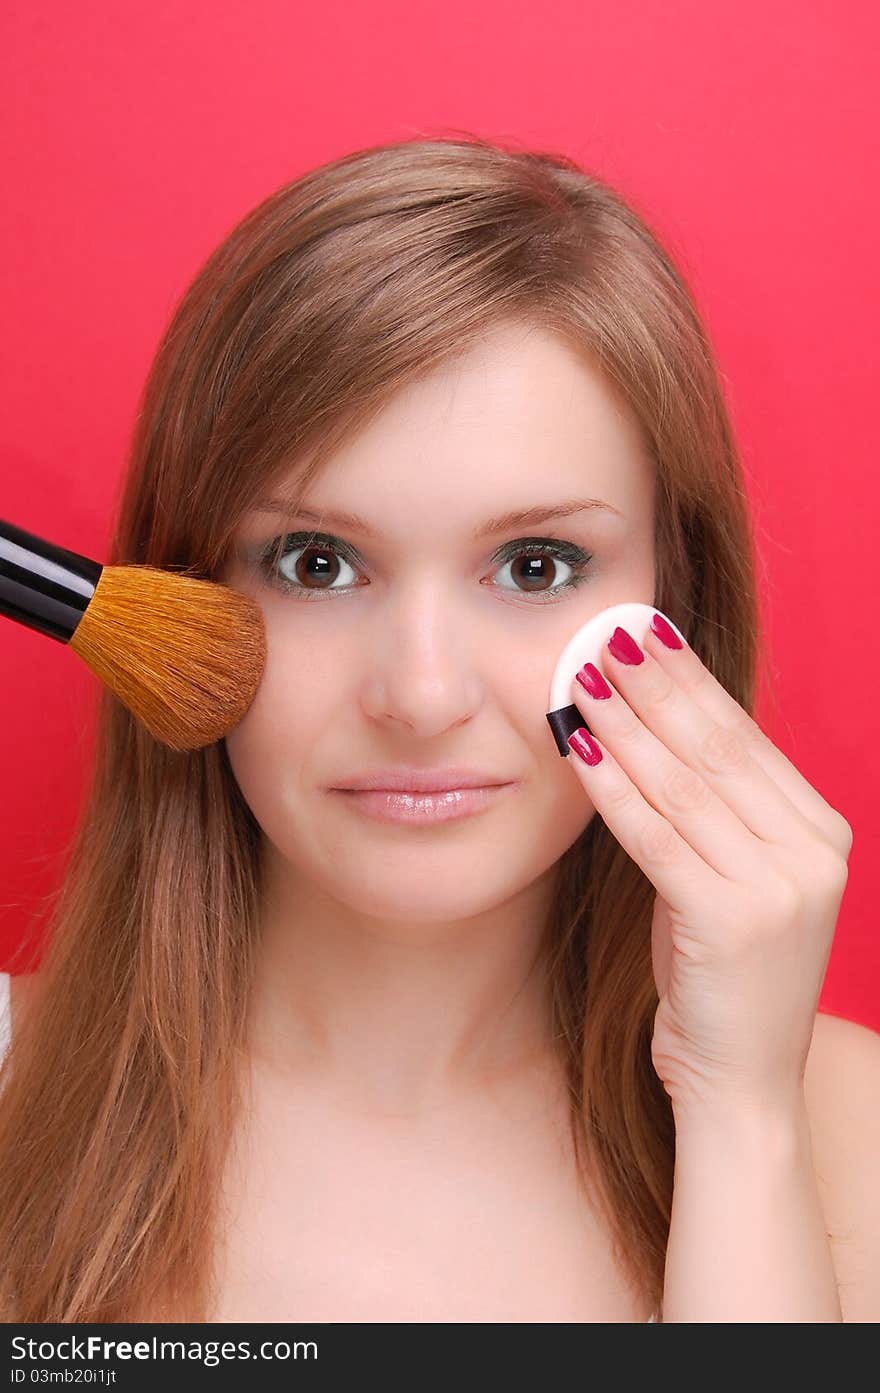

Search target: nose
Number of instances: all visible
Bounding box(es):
[359,580,484,738]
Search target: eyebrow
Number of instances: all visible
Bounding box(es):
[251,496,624,538]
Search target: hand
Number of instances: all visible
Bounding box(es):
[565,615,853,1118]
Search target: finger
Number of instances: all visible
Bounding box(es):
[642,617,850,854]
[569,663,768,885]
[565,724,719,918]
[589,625,823,857]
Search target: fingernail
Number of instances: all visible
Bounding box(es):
[576,663,613,699]
[650,612,683,649]
[568,728,603,765]
[607,626,644,665]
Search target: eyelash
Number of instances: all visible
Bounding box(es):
[254,532,595,604]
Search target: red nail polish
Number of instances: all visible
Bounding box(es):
[568,728,603,765]
[576,663,613,699]
[607,626,644,665]
[650,612,683,649]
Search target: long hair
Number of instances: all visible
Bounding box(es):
[0,133,766,1321]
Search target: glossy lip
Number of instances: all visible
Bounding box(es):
[331,783,519,824]
[330,767,514,794]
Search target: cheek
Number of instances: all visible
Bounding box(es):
[542,757,600,855]
[223,643,329,817]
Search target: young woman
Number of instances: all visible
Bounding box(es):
[0,135,876,1324]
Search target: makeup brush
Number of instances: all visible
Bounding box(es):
[0,517,266,752]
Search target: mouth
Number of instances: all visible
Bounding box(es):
[329,782,519,825]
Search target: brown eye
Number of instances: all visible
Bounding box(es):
[260,533,361,596]
[498,549,572,593]
[491,541,593,601]
[280,543,355,591]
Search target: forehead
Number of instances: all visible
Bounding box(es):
[254,321,655,539]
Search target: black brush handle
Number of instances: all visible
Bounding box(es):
[0,518,104,643]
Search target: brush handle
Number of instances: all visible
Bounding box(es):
[0,518,103,643]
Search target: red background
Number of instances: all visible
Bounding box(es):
[1,3,877,1031]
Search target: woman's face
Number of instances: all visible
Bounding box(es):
[221,319,656,932]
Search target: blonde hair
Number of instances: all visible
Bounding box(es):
[0,133,767,1321]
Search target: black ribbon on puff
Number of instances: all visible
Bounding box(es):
[546,703,593,758]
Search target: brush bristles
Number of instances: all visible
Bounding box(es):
[68,565,267,751]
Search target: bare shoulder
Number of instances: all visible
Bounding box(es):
[803,1009,880,1322]
[805,1009,880,1106]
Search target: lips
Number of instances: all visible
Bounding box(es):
[332,768,513,794]
[333,783,519,825]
